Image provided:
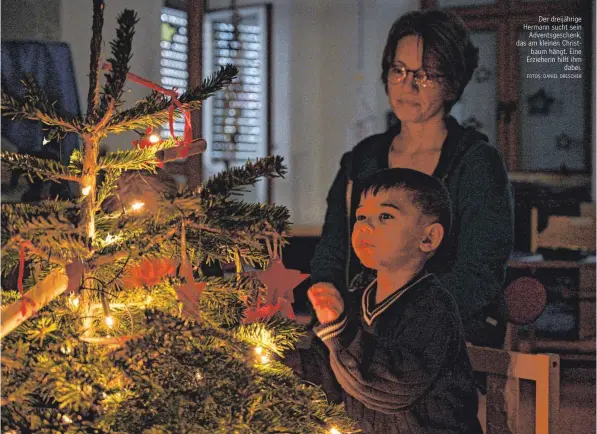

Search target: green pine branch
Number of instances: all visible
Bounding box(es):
[86,0,105,121]
[99,9,139,114]
[234,316,303,357]
[97,139,177,172]
[95,169,121,212]
[1,81,81,133]
[206,200,290,235]
[1,151,81,183]
[67,149,83,176]
[201,156,286,200]
[1,201,87,263]
[101,65,238,134]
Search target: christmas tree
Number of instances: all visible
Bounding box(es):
[0,2,356,432]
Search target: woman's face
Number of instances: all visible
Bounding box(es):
[388,35,449,125]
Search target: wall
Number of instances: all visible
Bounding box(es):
[2,0,61,41]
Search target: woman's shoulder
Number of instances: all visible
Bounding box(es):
[450,124,508,179]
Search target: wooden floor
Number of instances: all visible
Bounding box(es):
[559,365,595,434]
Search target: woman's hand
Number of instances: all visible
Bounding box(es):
[307,282,344,324]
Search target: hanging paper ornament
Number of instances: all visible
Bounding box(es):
[65,260,85,295]
[174,281,207,321]
[243,297,296,323]
[121,258,177,289]
[245,259,309,321]
[256,259,309,306]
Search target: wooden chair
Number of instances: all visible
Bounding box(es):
[530,205,596,254]
[468,344,560,434]
[509,203,596,357]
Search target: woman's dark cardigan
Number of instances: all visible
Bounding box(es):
[309,116,514,347]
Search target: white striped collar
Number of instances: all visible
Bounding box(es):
[362,272,432,326]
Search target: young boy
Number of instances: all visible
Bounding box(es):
[308,168,482,434]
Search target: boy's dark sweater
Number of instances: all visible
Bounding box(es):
[314,271,482,434]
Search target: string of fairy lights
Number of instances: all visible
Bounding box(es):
[41,90,346,434]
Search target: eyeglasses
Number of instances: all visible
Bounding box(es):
[388,62,444,88]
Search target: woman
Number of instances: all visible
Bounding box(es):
[309,9,514,349]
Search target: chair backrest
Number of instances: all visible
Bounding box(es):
[530,204,596,253]
[468,344,560,434]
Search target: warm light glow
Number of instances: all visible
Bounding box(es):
[60,345,71,355]
[195,371,203,381]
[104,233,120,245]
[329,428,341,434]
[69,294,80,309]
[61,415,73,424]
[130,201,145,211]
[260,354,270,364]
[145,295,153,305]
[149,134,161,143]
[81,185,91,196]
[254,346,263,355]
[105,316,114,328]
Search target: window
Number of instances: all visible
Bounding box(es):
[422,0,592,176]
[202,6,271,203]
[160,7,189,141]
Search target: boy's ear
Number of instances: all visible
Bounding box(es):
[420,222,444,253]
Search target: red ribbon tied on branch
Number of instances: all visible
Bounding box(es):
[102,62,193,156]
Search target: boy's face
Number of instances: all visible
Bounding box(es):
[352,188,440,271]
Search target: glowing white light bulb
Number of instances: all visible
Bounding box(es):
[130,201,145,211]
[254,346,263,355]
[195,371,204,381]
[260,354,270,364]
[104,233,119,245]
[105,316,114,328]
[69,294,80,309]
[81,185,91,196]
[42,137,50,145]
[149,134,161,143]
[329,428,341,434]
[61,415,73,424]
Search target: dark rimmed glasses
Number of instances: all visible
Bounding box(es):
[388,62,445,88]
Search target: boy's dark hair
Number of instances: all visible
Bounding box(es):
[380,9,479,113]
[360,168,452,245]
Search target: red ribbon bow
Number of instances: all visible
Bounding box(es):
[102,62,193,157]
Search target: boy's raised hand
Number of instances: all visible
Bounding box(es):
[307,282,344,324]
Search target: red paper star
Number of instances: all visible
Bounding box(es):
[174,281,207,321]
[256,259,309,307]
[243,297,297,324]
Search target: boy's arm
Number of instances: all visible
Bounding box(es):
[314,307,456,414]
